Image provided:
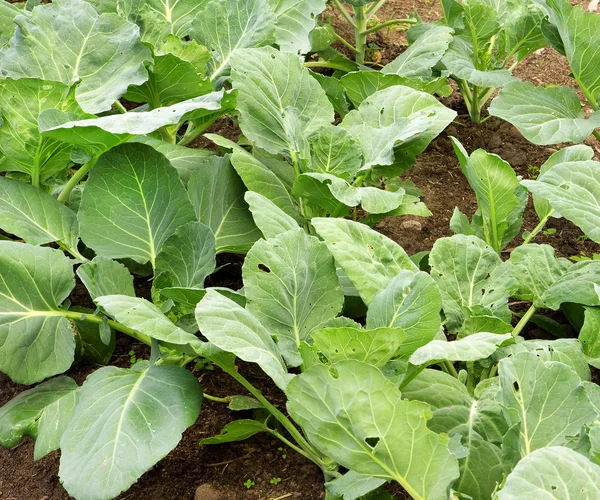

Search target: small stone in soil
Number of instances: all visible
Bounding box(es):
[400,220,422,231]
[195,484,221,500]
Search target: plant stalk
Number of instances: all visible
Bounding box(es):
[361,18,416,35]
[366,0,387,19]
[522,209,555,245]
[114,100,127,114]
[593,129,600,142]
[470,85,482,123]
[57,158,97,204]
[63,310,153,346]
[443,360,459,378]
[354,6,368,64]
[331,0,356,27]
[511,305,536,338]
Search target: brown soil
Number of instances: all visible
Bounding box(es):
[2,1,600,500]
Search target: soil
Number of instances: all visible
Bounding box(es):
[2,1,600,500]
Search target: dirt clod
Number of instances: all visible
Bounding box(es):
[194,484,221,500]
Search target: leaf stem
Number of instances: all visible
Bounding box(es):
[354,6,368,64]
[304,61,356,72]
[63,310,153,346]
[113,100,127,114]
[361,18,417,35]
[57,158,97,204]
[522,209,555,245]
[332,31,361,54]
[365,0,387,19]
[593,129,600,142]
[511,304,536,338]
[443,360,459,378]
[203,393,231,404]
[331,0,356,27]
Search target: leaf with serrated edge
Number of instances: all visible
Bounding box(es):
[79,143,195,266]
[312,218,417,305]
[286,360,459,499]
[77,257,135,301]
[0,242,75,384]
[59,362,202,500]
[0,0,152,113]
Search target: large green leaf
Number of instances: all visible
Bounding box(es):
[191,0,275,79]
[542,261,600,309]
[230,47,333,157]
[40,91,226,153]
[499,351,597,456]
[0,78,79,182]
[34,389,78,461]
[366,270,442,358]
[242,229,343,365]
[340,86,456,169]
[308,125,362,180]
[154,221,216,290]
[429,235,516,333]
[0,376,77,448]
[489,81,600,145]
[312,218,417,305]
[536,0,600,108]
[506,244,571,307]
[382,25,454,78]
[0,176,79,252]
[244,191,300,239]
[499,446,600,499]
[410,332,511,365]
[286,360,460,499]
[580,307,600,369]
[522,160,600,244]
[270,0,327,54]
[195,289,292,390]
[79,143,196,266]
[0,242,75,384]
[0,0,152,113]
[0,1,20,48]
[59,362,202,500]
[187,154,261,254]
[89,0,204,44]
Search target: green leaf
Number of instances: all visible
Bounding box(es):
[245,191,300,239]
[410,332,512,365]
[532,145,594,221]
[312,218,417,305]
[442,39,516,88]
[73,315,116,365]
[340,85,456,169]
[580,307,600,369]
[40,91,226,152]
[462,149,526,252]
[313,326,405,367]
[522,160,600,244]
[382,25,454,78]
[506,244,572,307]
[542,261,600,309]
[132,136,214,185]
[125,52,212,108]
[191,0,275,79]
[0,1,20,48]
[59,362,202,500]
[286,360,460,499]
[326,472,386,500]
[79,143,196,266]
[243,229,344,365]
[187,154,261,254]
[462,0,500,42]
[499,446,600,499]
[230,47,332,157]
[0,78,79,182]
[0,376,77,448]
[270,0,327,54]
[195,289,292,390]
[499,351,597,456]
[0,176,79,252]
[0,0,152,113]
[537,0,600,108]
[34,390,78,461]
[366,270,443,359]
[429,235,516,333]
[154,221,216,290]
[156,35,211,75]
[76,257,135,301]
[201,419,270,444]
[489,81,600,145]
[308,125,362,180]
[89,0,204,44]
[95,295,202,349]
[0,242,75,384]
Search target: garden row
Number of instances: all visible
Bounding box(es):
[0,0,599,499]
